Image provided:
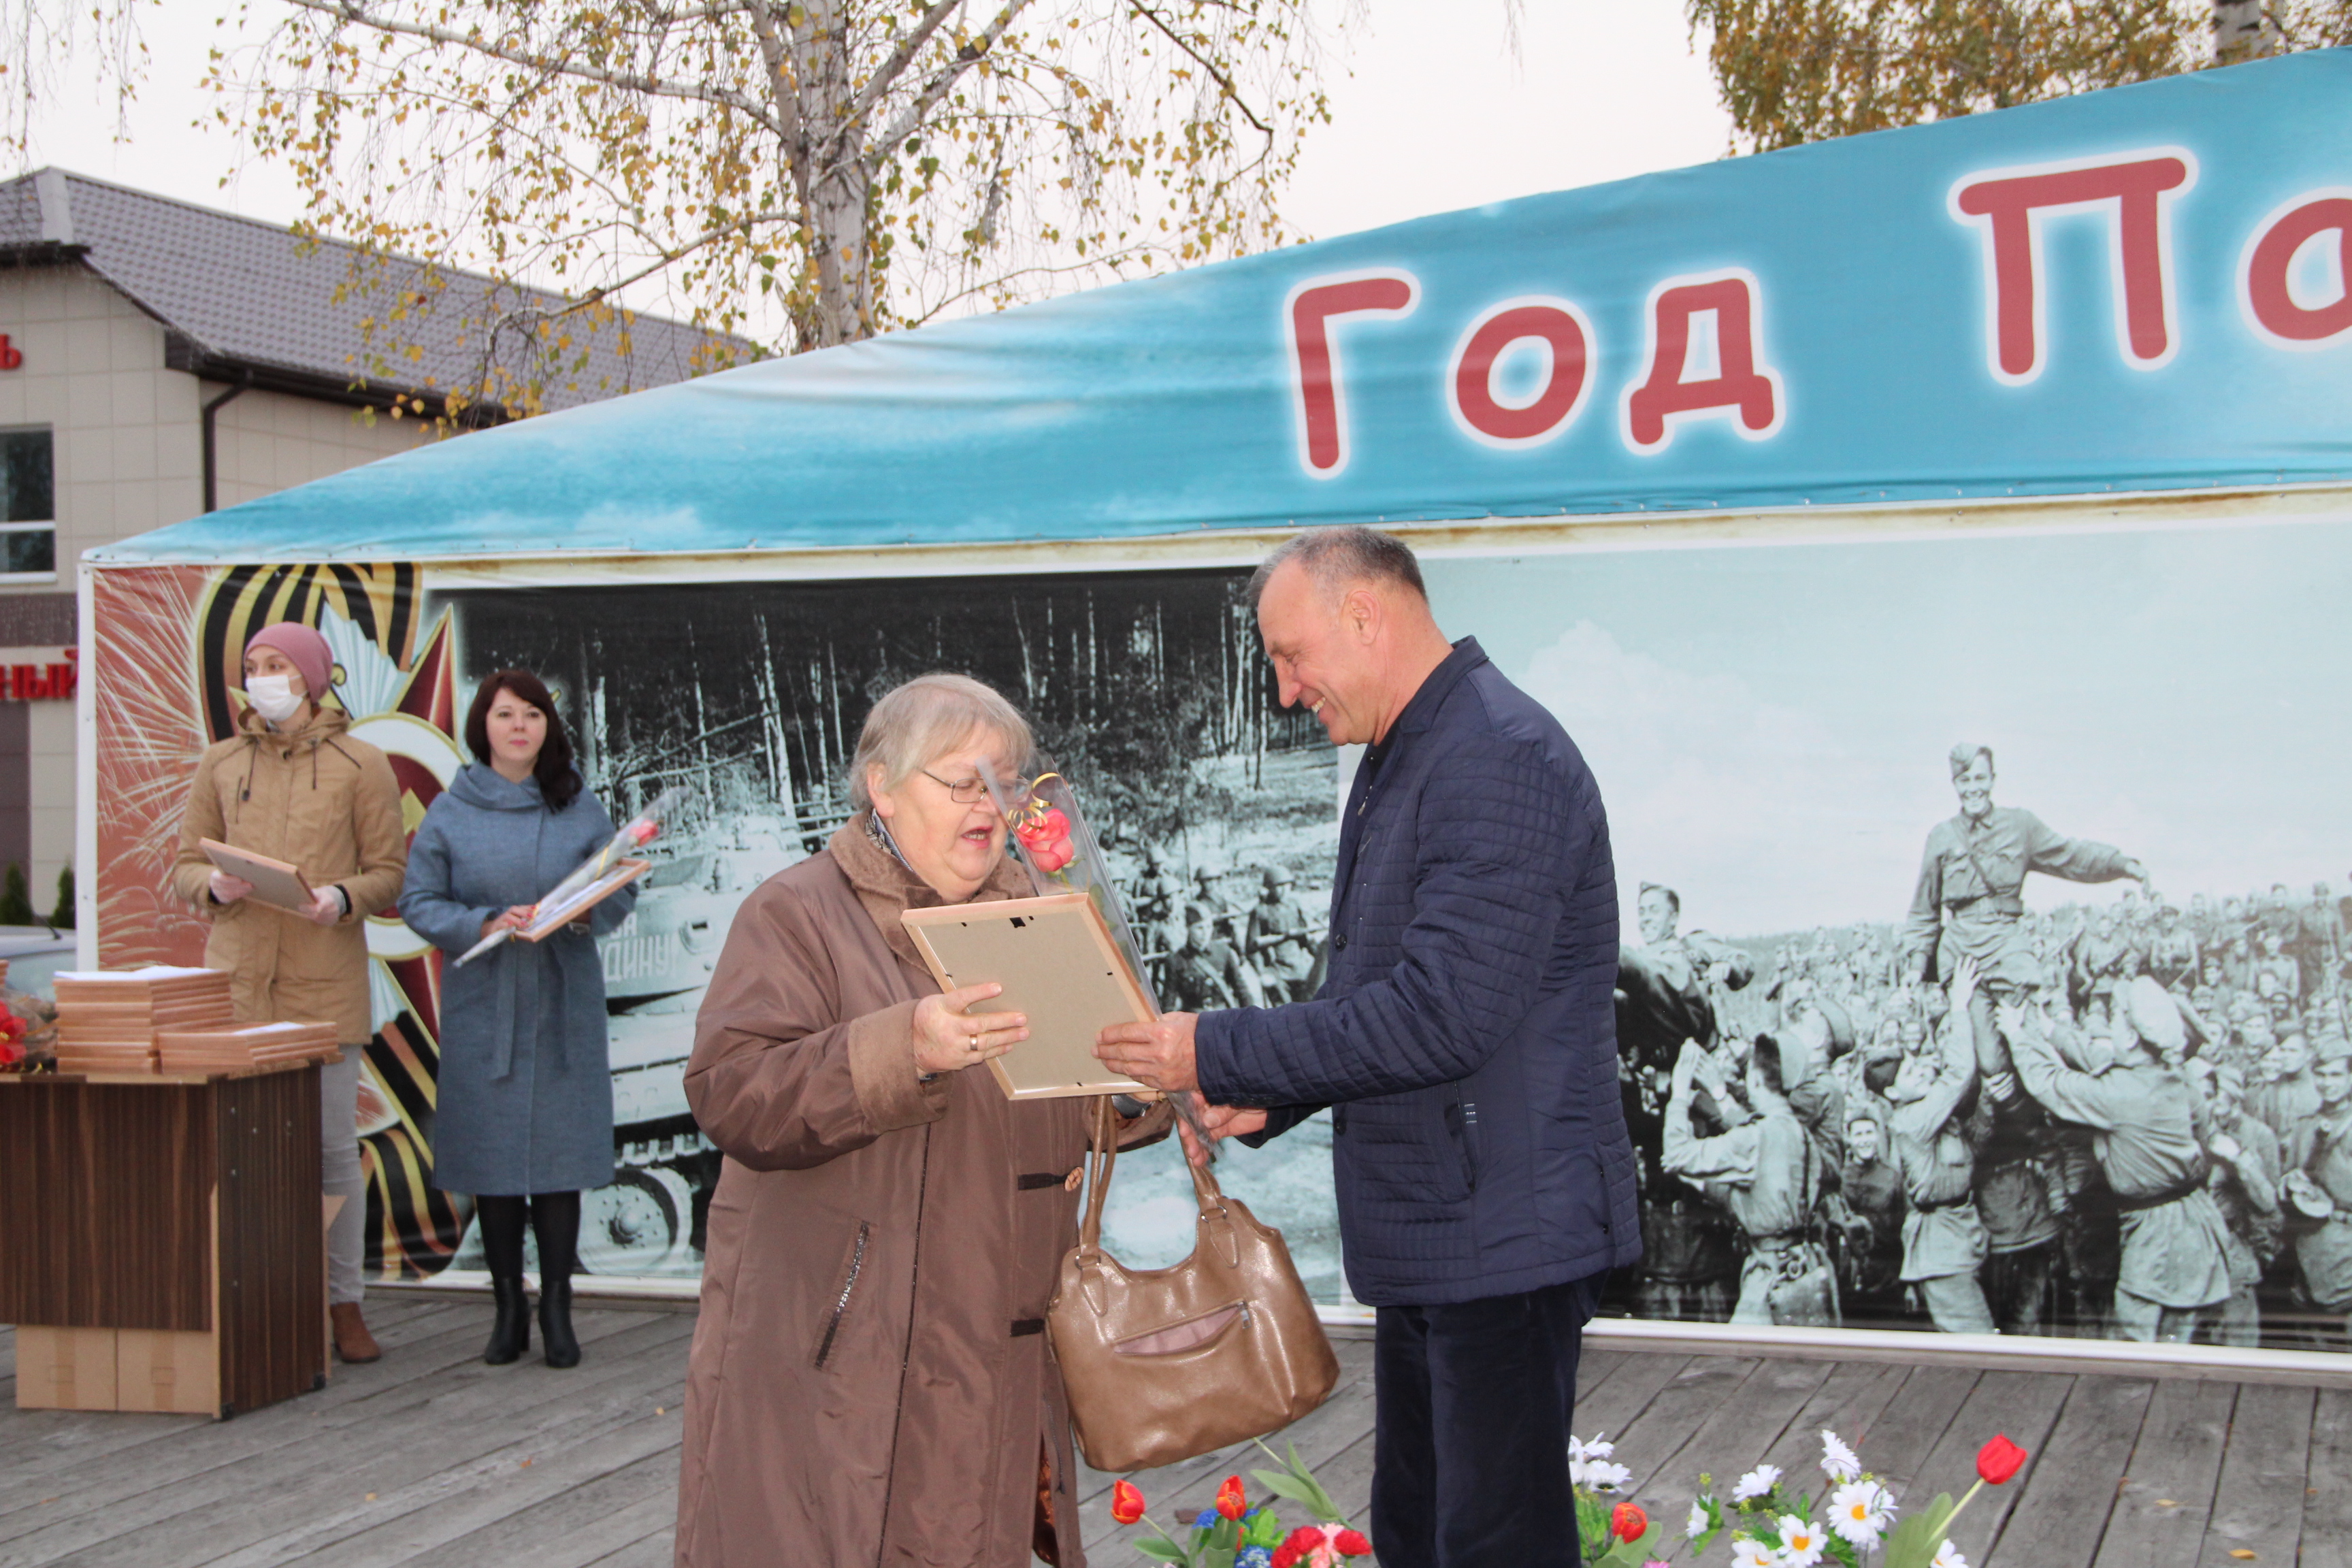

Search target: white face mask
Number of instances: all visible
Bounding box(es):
[245,674,306,724]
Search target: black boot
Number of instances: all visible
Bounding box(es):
[533,1190,583,1369]
[476,1195,531,1366]
[485,1275,532,1365]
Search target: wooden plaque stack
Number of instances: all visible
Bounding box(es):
[52,967,236,1077]
[156,1022,340,1075]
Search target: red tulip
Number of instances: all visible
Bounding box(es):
[1216,1475,1247,1520]
[1111,1480,1146,1525]
[1334,1528,1373,1556]
[1976,1434,2029,1485]
[0,1036,20,1068]
[1611,1501,1648,1541]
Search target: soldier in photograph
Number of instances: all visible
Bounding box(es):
[2287,1041,2352,1328]
[1904,742,2148,1075]
[1164,902,1261,1012]
[1880,958,1993,1333]
[2002,983,2234,1343]
[2147,902,2200,994]
[1245,864,1320,1004]
[2193,1060,2282,1348]
[1840,1105,1909,1321]
[1661,1036,1837,1326]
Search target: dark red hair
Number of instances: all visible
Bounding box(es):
[463,668,582,811]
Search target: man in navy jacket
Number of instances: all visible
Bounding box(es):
[1098,526,1641,1568]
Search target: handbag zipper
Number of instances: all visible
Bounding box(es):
[813,1221,872,1370]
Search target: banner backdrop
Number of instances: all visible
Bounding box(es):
[87,48,2352,568]
[80,48,2352,1356]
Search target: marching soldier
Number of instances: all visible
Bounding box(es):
[1245,865,1320,1004]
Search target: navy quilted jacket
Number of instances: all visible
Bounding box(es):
[1194,638,1642,1306]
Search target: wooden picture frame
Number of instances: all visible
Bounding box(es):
[199,839,316,913]
[514,858,651,943]
[901,892,1156,1100]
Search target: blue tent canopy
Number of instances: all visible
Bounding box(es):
[97,48,2352,564]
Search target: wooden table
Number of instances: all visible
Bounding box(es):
[0,1064,325,1418]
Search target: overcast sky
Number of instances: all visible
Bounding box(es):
[16,2,1733,289]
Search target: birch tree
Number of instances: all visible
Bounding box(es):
[1686,0,2351,152]
[8,1,1335,415]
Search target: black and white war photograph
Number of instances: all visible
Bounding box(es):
[1428,514,2352,1352]
[425,566,1348,1292]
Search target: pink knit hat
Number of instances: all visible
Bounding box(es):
[244,623,334,701]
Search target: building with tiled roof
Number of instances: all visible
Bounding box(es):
[0,167,755,902]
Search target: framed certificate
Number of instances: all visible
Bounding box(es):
[514,858,650,942]
[199,839,316,913]
[901,892,1156,1100]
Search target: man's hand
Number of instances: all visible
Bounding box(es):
[1177,1100,1269,1167]
[1095,1013,1200,1093]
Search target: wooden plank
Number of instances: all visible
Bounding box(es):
[214,1064,324,1416]
[1754,1359,1915,1487]
[501,1482,679,1568]
[21,1333,688,1567]
[2094,1377,2238,1568]
[1571,1350,1690,1448]
[0,1311,693,1562]
[1624,1356,1835,1522]
[2299,1388,2352,1568]
[1605,1357,1761,1484]
[1904,1370,2074,1567]
[1984,1375,2154,1568]
[2195,1381,2313,1568]
[1852,1365,1981,1499]
[583,1529,676,1568]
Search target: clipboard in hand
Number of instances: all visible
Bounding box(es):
[200,839,317,913]
[514,858,651,942]
[901,892,1156,1100]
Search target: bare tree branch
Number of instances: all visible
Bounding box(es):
[838,0,964,149]
[284,0,790,139]
[870,0,1040,161]
[1127,0,1273,135]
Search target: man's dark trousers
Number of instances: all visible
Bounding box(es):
[1371,1274,1603,1568]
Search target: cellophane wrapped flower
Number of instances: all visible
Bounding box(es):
[987,768,1158,1008]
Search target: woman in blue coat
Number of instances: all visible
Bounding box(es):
[399,669,638,1369]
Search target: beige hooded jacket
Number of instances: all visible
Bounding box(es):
[169,704,408,1045]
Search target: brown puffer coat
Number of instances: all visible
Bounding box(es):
[677,817,1167,1568]
[169,704,408,1045]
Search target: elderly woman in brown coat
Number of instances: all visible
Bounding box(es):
[677,672,1165,1568]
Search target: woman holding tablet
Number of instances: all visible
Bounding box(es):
[171,621,408,1365]
[674,672,1166,1568]
[398,670,637,1369]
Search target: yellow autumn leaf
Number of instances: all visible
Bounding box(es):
[2231,1552,2257,1560]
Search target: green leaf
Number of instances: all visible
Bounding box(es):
[1592,1522,1665,1567]
[1880,1495,1955,1568]
[1250,1473,1322,1509]
[1133,1541,1189,1564]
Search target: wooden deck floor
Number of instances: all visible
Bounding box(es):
[4,1298,2349,1567]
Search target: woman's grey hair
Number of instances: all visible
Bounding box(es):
[849,672,1036,811]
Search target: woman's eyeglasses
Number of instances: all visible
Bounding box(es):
[919,768,1027,806]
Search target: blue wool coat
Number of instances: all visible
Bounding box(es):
[1194,637,1643,1306]
[399,764,638,1196]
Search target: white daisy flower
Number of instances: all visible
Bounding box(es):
[1578,1460,1633,1493]
[1729,1537,1780,1568]
[1931,1541,1971,1568]
[1776,1516,1827,1568]
[1731,1464,1784,1502]
[1828,1480,1894,1547]
[1686,1499,1712,1540]
[1819,1429,1861,1483]
[1569,1432,1615,1463]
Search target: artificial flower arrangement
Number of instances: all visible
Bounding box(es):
[1109,1441,1371,1568]
[1567,1426,2029,1568]
[0,1004,31,1071]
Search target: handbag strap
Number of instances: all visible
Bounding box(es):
[1075,1094,1238,1262]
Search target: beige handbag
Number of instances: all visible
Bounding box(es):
[1048,1097,1341,1474]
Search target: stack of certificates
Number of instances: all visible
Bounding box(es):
[155,1020,341,1075]
[52,966,236,1076]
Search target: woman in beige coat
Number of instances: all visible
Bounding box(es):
[170,622,407,1363]
[678,673,1164,1568]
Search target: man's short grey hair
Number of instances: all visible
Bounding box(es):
[1247,525,1426,609]
[849,672,1035,811]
